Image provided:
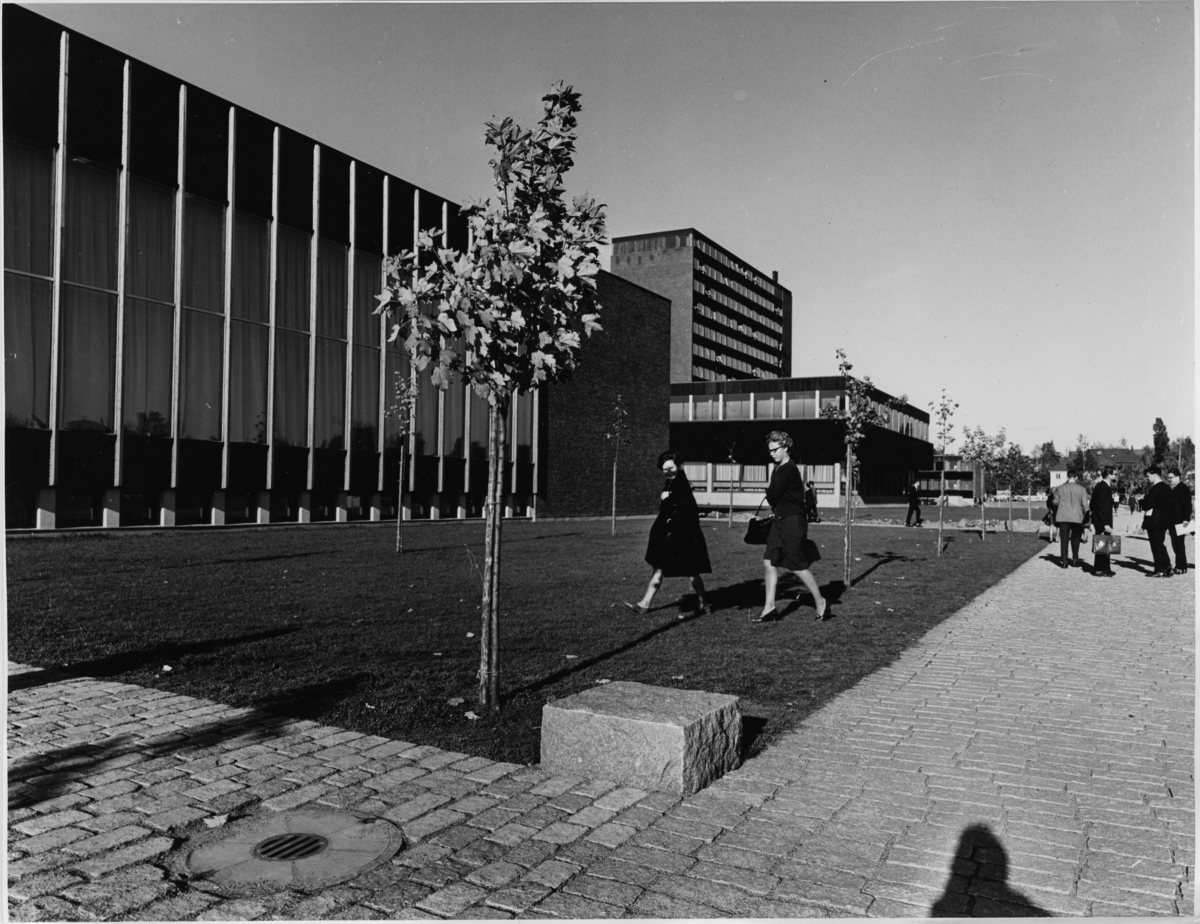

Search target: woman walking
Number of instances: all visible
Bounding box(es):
[756,431,828,623]
[626,451,711,618]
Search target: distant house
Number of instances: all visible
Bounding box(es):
[1091,447,1147,471]
[1048,464,1069,489]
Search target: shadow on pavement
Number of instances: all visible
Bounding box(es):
[8,627,301,693]
[8,710,289,811]
[932,823,1050,917]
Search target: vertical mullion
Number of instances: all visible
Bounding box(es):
[407,187,417,493]
[343,161,356,493]
[47,31,69,485]
[305,143,319,491]
[265,126,279,490]
[436,202,448,495]
[220,106,235,489]
[531,387,539,507]
[112,58,131,487]
[169,85,187,488]
[376,176,388,494]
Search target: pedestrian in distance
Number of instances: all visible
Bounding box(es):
[905,479,923,527]
[1167,466,1192,575]
[1045,486,1059,543]
[1139,465,1175,577]
[804,480,821,524]
[1090,467,1116,577]
[625,451,711,618]
[755,431,828,623]
[1052,469,1089,568]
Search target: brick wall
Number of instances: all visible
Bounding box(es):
[538,271,671,518]
[608,248,696,382]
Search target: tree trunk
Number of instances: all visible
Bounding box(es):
[980,492,987,540]
[1007,488,1012,532]
[395,451,404,554]
[937,469,946,556]
[728,467,734,529]
[479,398,507,712]
[843,442,853,587]
[610,445,617,537]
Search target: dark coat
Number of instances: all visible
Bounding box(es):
[766,460,806,520]
[1089,480,1114,531]
[645,471,711,577]
[1140,481,1175,530]
[1172,483,1193,524]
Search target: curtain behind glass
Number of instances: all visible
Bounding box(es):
[414,366,438,457]
[515,390,534,463]
[274,328,308,445]
[443,372,464,459]
[277,225,310,332]
[4,274,52,428]
[313,337,345,449]
[183,195,225,313]
[352,250,381,346]
[351,344,379,452]
[122,298,173,437]
[231,211,269,322]
[63,160,118,289]
[316,238,347,338]
[4,141,54,275]
[468,389,489,460]
[229,320,267,443]
[179,309,222,440]
[126,177,175,301]
[60,287,116,431]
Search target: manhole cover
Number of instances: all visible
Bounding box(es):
[182,808,403,896]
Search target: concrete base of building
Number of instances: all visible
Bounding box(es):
[211,491,226,526]
[160,490,177,527]
[36,488,55,530]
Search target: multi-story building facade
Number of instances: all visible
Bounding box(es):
[609,229,791,383]
[668,377,932,508]
[3,5,670,529]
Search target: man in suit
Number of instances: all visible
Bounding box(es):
[804,481,820,524]
[1089,467,1116,577]
[904,480,923,527]
[1052,469,1089,568]
[1139,465,1175,577]
[1167,467,1192,574]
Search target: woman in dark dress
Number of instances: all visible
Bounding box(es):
[626,451,711,619]
[756,431,828,623]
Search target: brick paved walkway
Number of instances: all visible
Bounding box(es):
[8,535,1193,920]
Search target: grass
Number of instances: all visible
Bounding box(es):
[816,503,1052,524]
[7,519,1042,765]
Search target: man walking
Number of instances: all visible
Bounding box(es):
[1090,467,1116,577]
[905,480,923,527]
[1139,465,1175,577]
[1167,467,1191,575]
[804,481,820,524]
[1053,469,1089,568]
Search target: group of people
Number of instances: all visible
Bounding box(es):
[625,431,829,624]
[1049,465,1192,578]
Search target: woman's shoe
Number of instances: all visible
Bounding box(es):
[750,608,777,623]
[624,601,650,614]
[815,598,829,621]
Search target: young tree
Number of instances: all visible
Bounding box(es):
[820,349,906,587]
[960,426,1006,540]
[605,393,630,536]
[928,390,959,557]
[376,83,607,712]
[995,442,1031,528]
[1169,435,1195,476]
[386,370,418,553]
[1152,418,1170,466]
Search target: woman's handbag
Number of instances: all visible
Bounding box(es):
[744,498,773,545]
[1092,533,1121,554]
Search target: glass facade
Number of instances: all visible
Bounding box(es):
[2,7,533,527]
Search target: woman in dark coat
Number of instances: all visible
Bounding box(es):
[626,451,711,618]
[756,431,828,623]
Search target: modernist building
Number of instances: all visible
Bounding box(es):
[3,5,670,529]
[667,377,932,508]
[609,229,791,383]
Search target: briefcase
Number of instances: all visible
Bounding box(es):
[1092,533,1121,555]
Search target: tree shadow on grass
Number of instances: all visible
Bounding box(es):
[8,627,301,693]
[250,672,373,717]
[849,551,917,588]
[932,823,1049,916]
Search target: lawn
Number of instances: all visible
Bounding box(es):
[7,519,1042,765]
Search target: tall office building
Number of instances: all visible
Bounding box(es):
[609,229,792,383]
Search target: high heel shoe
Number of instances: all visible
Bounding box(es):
[815,598,829,621]
[624,601,650,614]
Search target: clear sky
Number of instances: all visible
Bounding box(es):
[31,2,1195,455]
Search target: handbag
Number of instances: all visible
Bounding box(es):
[1092,533,1121,554]
[744,498,773,545]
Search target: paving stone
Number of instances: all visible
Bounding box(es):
[647,873,761,915]
[68,837,174,879]
[13,810,95,837]
[7,870,87,901]
[362,881,433,913]
[63,824,152,856]
[629,889,726,918]
[122,890,218,920]
[532,890,624,918]
[415,880,489,916]
[484,881,554,914]
[466,860,525,889]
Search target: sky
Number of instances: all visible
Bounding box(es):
[30,1,1196,455]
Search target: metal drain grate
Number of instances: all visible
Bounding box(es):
[252,833,330,861]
